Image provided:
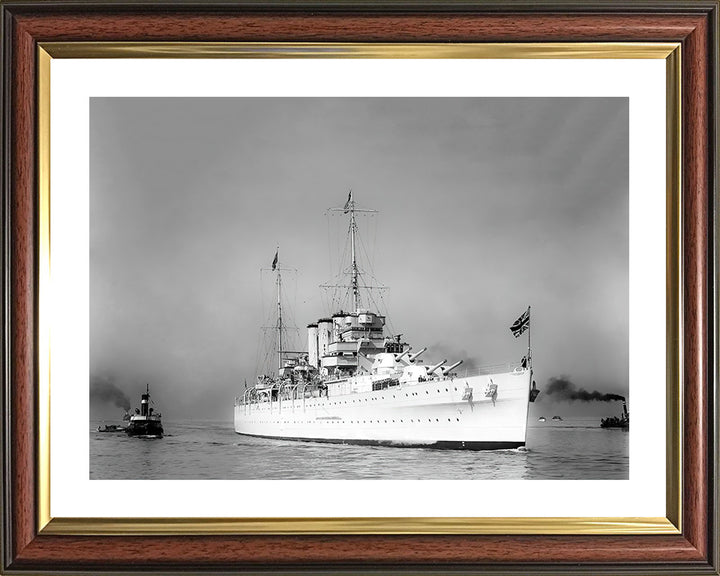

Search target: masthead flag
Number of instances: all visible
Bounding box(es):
[343,190,352,213]
[510,307,530,338]
[271,249,278,271]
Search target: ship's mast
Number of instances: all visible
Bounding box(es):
[261,248,299,378]
[276,254,283,373]
[527,305,532,370]
[324,190,379,313]
[348,195,360,313]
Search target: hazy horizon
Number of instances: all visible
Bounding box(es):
[90,97,629,423]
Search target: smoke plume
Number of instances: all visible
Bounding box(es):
[427,344,480,374]
[545,376,625,402]
[90,375,131,411]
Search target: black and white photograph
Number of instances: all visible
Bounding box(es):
[89,96,629,480]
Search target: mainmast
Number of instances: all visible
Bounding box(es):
[260,248,299,378]
[276,264,283,373]
[270,248,285,373]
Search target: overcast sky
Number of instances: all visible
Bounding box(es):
[90,97,628,422]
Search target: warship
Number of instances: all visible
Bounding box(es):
[234,192,539,450]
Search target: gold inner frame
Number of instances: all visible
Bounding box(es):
[36,42,682,536]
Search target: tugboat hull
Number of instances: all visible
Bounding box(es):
[125,418,164,438]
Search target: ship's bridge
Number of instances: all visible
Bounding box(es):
[309,308,397,376]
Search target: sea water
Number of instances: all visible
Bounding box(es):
[89,419,628,480]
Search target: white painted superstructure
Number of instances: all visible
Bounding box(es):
[233,192,538,450]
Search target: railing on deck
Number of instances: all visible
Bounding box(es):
[234,362,525,409]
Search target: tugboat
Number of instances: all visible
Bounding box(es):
[125,384,164,438]
[601,400,629,430]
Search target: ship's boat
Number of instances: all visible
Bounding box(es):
[233,192,539,450]
[125,384,164,438]
[96,423,126,433]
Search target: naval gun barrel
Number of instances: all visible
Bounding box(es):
[409,348,427,362]
[441,360,463,374]
[426,359,447,375]
[394,347,412,362]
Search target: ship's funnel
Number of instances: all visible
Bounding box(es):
[409,348,427,363]
[427,360,447,375]
[307,324,319,368]
[441,360,463,374]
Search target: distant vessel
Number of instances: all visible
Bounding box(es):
[96,423,125,433]
[601,401,629,430]
[552,415,563,421]
[234,192,539,450]
[538,416,546,422]
[125,384,163,438]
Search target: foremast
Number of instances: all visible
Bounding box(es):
[326,190,378,313]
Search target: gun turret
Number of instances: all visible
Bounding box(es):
[394,347,412,363]
[426,359,447,375]
[441,360,463,375]
[409,347,427,363]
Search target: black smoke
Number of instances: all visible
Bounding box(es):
[544,376,625,402]
[90,375,131,411]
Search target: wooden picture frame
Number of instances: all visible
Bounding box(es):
[1,1,717,573]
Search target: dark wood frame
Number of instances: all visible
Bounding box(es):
[1,1,717,574]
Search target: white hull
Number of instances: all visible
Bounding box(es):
[235,368,532,450]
